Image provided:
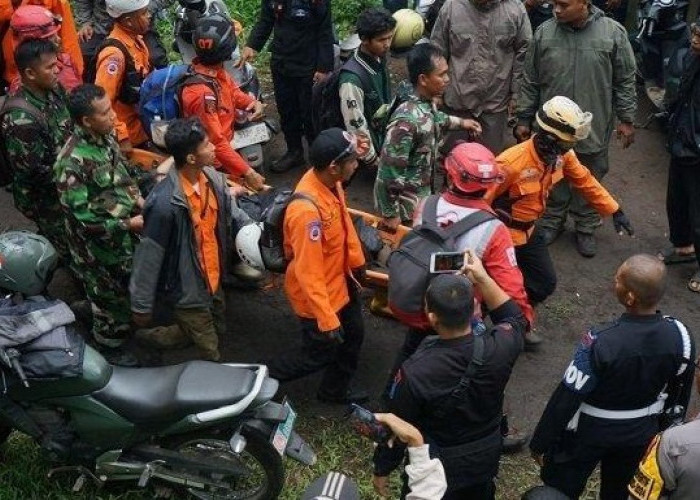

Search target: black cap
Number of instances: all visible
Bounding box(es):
[301,472,359,500]
[309,128,356,168]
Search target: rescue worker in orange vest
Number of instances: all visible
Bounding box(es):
[485,96,634,312]
[94,0,151,152]
[180,14,266,192]
[7,5,82,93]
[1,0,82,91]
[269,128,369,405]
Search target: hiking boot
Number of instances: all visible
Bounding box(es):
[101,346,140,367]
[231,261,264,281]
[524,330,543,351]
[269,149,304,173]
[575,232,597,258]
[533,226,564,246]
[134,327,191,349]
[317,387,369,405]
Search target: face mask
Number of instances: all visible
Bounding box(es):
[533,133,571,167]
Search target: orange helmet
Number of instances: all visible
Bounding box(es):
[10,5,61,43]
[445,142,503,194]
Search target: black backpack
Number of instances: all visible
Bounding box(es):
[84,38,144,105]
[255,188,319,273]
[0,95,48,187]
[311,57,372,136]
[388,195,495,329]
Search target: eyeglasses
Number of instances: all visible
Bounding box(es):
[331,131,358,165]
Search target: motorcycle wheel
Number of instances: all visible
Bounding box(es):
[171,429,284,500]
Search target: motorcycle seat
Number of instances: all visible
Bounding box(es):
[93,361,256,423]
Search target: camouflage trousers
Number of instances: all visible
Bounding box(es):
[136,289,226,361]
[373,177,432,223]
[80,263,132,348]
[35,217,71,264]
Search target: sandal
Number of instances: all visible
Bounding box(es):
[657,247,696,265]
[688,271,700,293]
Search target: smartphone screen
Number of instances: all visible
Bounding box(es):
[348,404,390,444]
[430,252,465,274]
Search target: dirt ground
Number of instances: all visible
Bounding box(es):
[2,63,697,497]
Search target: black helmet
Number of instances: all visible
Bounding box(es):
[193,13,237,65]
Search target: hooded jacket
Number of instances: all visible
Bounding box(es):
[130,167,251,314]
[516,6,636,154]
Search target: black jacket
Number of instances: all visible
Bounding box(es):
[374,300,526,489]
[246,0,334,77]
[130,167,251,314]
[667,47,700,161]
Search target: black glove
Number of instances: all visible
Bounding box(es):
[311,327,345,344]
[612,209,634,236]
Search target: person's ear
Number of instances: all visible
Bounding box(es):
[624,290,636,308]
[417,73,427,88]
[80,114,92,130]
[23,67,36,83]
[427,311,439,329]
[186,152,196,165]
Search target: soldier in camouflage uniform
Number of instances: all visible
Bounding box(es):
[54,84,144,363]
[374,43,481,229]
[0,39,72,261]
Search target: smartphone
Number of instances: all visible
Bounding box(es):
[348,404,390,444]
[430,251,465,274]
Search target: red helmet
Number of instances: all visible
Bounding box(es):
[445,142,503,194]
[10,5,61,43]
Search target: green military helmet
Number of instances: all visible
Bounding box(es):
[0,230,58,296]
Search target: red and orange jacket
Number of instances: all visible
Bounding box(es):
[486,139,619,246]
[283,168,365,332]
[180,60,255,178]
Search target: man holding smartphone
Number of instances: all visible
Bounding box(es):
[374,250,527,499]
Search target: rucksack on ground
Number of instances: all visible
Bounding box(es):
[138,64,218,148]
[387,195,495,329]
[0,95,48,187]
[311,56,373,137]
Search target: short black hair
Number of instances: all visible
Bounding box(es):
[356,7,396,41]
[164,117,207,167]
[14,38,57,75]
[68,84,106,124]
[425,274,474,330]
[407,42,444,86]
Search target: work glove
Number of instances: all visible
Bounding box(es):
[311,327,345,344]
[612,209,634,236]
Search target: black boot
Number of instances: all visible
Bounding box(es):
[270,149,305,173]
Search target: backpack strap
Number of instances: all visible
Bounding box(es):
[341,55,374,96]
[443,210,496,240]
[289,191,320,216]
[433,334,486,418]
[421,195,441,231]
[0,96,48,131]
[178,69,221,107]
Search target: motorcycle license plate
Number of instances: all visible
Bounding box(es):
[271,399,296,456]
[232,122,270,150]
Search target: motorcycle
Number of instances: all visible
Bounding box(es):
[633,0,690,126]
[0,340,315,498]
[173,0,278,172]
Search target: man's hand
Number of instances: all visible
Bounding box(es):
[129,215,144,233]
[372,475,390,498]
[612,209,634,236]
[132,312,152,328]
[374,413,424,448]
[459,249,489,284]
[616,122,635,149]
[531,451,544,467]
[237,47,257,68]
[313,327,344,344]
[246,100,265,121]
[380,216,401,232]
[355,132,371,158]
[119,140,134,155]
[78,24,94,42]
[461,118,482,138]
[508,98,517,117]
[229,184,248,197]
[514,124,531,143]
[242,168,266,192]
[313,71,329,85]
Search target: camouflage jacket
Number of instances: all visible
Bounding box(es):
[375,94,461,220]
[53,126,141,272]
[0,86,72,224]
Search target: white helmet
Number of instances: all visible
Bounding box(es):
[106,0,150,18]
[392,9,424,49]
[235,223,265,271]
[536,96,593,143]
